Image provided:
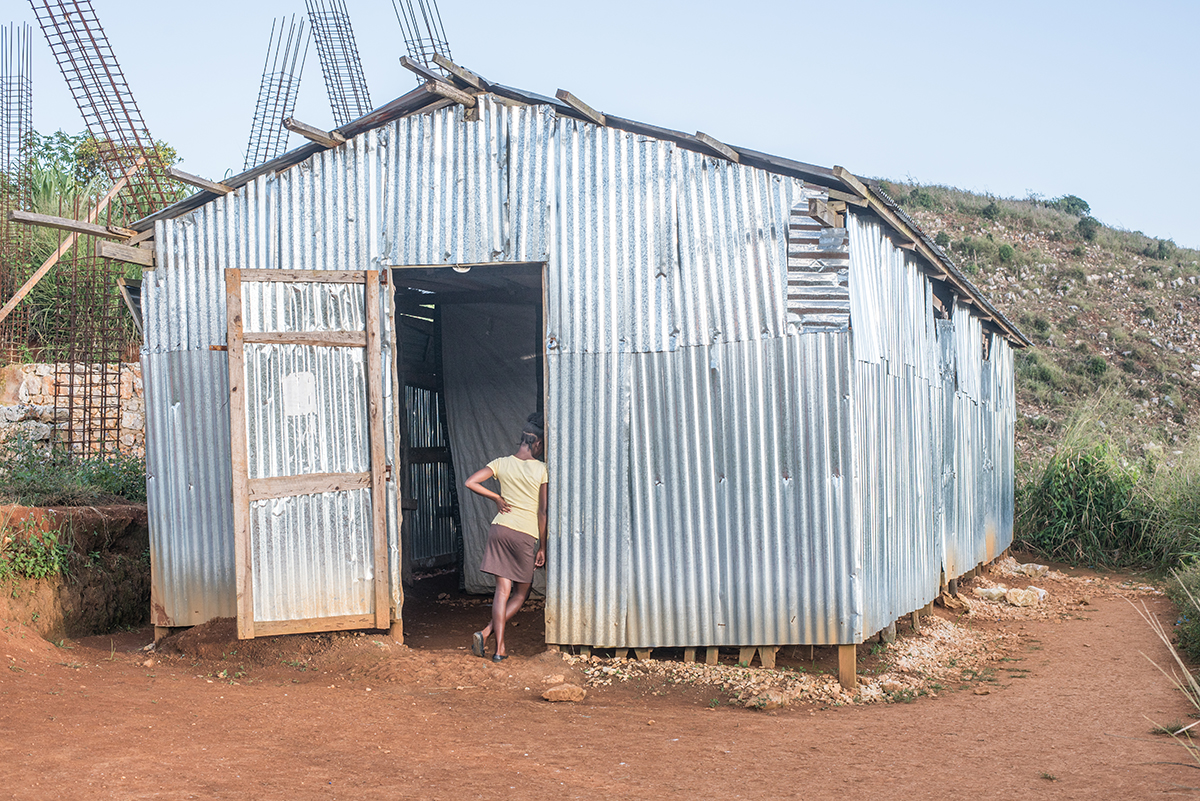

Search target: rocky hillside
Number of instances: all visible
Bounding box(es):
[877,181,1200,467]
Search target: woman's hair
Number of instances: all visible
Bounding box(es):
[520,411,544,447]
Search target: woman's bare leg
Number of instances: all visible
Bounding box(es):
[482,579,533,657]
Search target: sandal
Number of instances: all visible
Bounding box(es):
[492,653,508,662]
[471,631,485,658]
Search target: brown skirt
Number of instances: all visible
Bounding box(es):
[480,524,539,584]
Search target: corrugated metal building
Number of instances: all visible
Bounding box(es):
[132,65,1027,666]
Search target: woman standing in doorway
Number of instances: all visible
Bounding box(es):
[465,412,547,662]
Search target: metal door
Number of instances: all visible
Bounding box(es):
[226,268,390,639]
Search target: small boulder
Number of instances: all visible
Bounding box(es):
[543,674,565,685]
[1005,588,1040,607]
[744,690,786,710]
[543,683,587,702]
[974,586,1007,601]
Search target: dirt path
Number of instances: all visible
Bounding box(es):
[1,565,1195,800]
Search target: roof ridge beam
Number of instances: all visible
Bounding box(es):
[425,80,477,108]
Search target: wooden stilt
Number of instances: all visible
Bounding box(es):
[911,610,921,633]
[634,648,651,661]
[838,644,857,690]
[388,620,404,644]
[705,647,719,666]
[738,646,756,667]
[683,647,696,663]
[545,644,561,654]
[881,621,897,644]
[579,645,591,659]
[153,626,171,644]
[615,648,630,660]
[758,646,779,669]
[948,578,959,597]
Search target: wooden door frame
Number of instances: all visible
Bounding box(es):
[225,267,390,639]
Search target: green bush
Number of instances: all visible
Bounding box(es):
[1077,216,1101,242]
[1083,355,1108,376]
[1046,195,1091,217]
[1167,565,1200,662]
[980,201,1002,221]
[0,529,68,582]
[998,243,1015,263]
[934,231,951,249]
[1016,440,1159,566]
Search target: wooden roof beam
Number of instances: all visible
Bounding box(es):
[98,239,155,268]
[694,131,740,163]
[283,117,346,148]
[555,89,605,126]
[167,166,233,196]
[400,56,453,86]
[425,80,477,108]
[431,54,488,91]
[9,209,134,240]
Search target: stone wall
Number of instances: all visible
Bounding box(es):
[0,363,145,457]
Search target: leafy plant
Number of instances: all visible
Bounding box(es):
[1076,216,1101,242]
[0,436,146,506]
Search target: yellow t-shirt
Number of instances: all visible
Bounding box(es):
[487,455,548,539]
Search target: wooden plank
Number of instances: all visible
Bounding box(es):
[826,187,869,206]
[758,646,779,670]
[242,331,367,348]
[911,610,921,633]
[226,268,254,640]
[807,198,842,228]
[614,648,630,660]
[432,54,487,90]
[166,166,233,195]
[705,647,719,666]
[838,644,857,690]
[98,239,156,268]
[738,646,756,667]
[424,79,477,108]
[365,270,390,631]
[248,471,372,500]
[252,613,378,638]
[400,55,451,85]
[283,117,346,148]
[0,158,143,327]
[8,208,135,240]
[126,227,155,246]
[555,89,605,126]
[239,268,367,284]
[634,648,651,661]
[881,621,897,644]
[579,646,591,658]
[694,131,740,163]
[682,647,696,664]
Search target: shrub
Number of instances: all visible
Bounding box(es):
[907,186,940,210]
[1070,244,1086,257]
[0,529,68,582]
[998,243,1015,264]
[1016,439,1157,566]
[1077,216,1102,242]
[1083,355,1108,376]
[1046,195,1091,217]
[981,201,1002,221]
[934,231,951,249]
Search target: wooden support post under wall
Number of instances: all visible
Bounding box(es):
[758,646,779,669]
[154,626,171,644]
[579,646,591,659]
[911,610,921,633]
[881,622,897,644]
[389,620,403,644]
[948,578,959,597]
[634,648,651,661]
[738,646,756,667]
[838,645,857,690]
[683,647,696,664]
[615,648,629,660]
[705,647,719,666]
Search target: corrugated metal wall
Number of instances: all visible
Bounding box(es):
[848,214,1015,637]
[144,95,1014,645]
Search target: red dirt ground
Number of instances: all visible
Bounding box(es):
[1,560,1196,800]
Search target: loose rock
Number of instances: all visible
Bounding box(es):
[543,683,587,702]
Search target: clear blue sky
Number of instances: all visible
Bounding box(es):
[12,0,1200,248]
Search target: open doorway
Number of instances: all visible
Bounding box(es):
[391,263,546,598]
